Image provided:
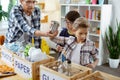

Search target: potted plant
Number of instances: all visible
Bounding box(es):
[96,27,100,34]
[0,10,8,21]
[105,21,120,68]
[0,5,8,21]
[0,4,8,29]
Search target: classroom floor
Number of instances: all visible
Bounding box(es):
[94,63,120,77]
[50,53,120,77]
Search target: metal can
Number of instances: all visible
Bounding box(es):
[50,21,59,33]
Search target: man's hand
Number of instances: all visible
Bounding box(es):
[48,30,58,38]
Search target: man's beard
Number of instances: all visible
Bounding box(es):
[26,8,34,15]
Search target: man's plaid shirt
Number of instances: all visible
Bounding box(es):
[5,5,41,48]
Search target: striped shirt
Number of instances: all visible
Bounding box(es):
[5,5,41,48]
[52,36,98,66]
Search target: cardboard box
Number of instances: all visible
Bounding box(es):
[0,46,55,80]
[40,61,92,80]
[0,46,14,68]
[14,54,54,80]
[0,59,26,80]
[78,71,120,80]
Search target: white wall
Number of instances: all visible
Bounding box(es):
[101,0,120,64]
[40,0,60,49]
[0,0,9,11]
[111,0,120,26]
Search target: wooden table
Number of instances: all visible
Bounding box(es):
[0,59,26,80]
[0,75,26,80]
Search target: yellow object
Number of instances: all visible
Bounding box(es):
[68,30,73,35]
[41,38,50,55]
[32,37,34,47]
[36,2,45,10]
[41,15,48,23]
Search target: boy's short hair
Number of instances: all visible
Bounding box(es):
[73,17,90,30]
[65,11,80,23]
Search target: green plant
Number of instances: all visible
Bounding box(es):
[105,21,120,59]
[0,10,8,20]
[0,0,15,21]
[97,27,100,30]
[0,5,8,21]
[0,5,2,20]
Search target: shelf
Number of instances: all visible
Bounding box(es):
[61,4,79,6]
[60,4,109,7]
[88,19,101,22]
[61,15,101,23]
[89,33,100,37]
[61,16,65,18]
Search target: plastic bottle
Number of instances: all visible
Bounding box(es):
[66,59,71,76]
[58,60,64,73]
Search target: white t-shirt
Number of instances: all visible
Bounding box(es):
[17,14,32,42]
[24,14,32,26]
[71,43,83,65]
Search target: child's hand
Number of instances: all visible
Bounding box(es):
[86,63,96,69]
[56,45,63,52]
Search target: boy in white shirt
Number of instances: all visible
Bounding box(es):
[50,17,99,68]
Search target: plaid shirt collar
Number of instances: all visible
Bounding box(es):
[63,37,90,57]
